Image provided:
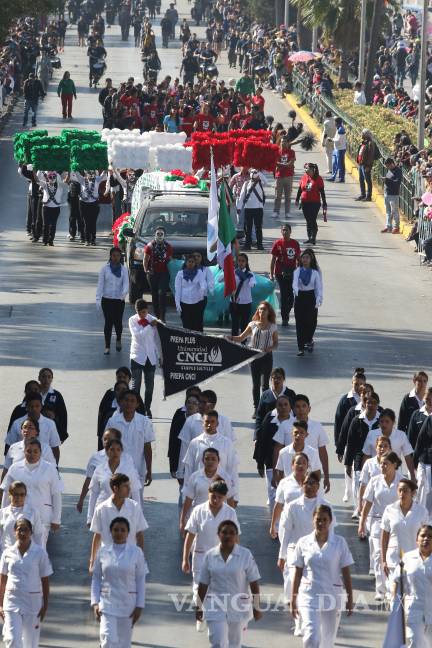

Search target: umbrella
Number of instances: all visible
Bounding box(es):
[288,50,317,63]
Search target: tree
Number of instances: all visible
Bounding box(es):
[364,0,385,103]
[291,0,361,53]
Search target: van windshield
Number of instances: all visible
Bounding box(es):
[140,207,208,238]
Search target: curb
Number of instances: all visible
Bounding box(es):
[284,92,412,238]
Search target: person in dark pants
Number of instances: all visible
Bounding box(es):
[295,163,327,246]
[18,164,40,239]
[228,301,278,418]
[70,170,107,245]
[22,73,45,127]
[270,224,301,326]
[129,299,159,417]
[229,253,256,336]
[96,247,129,354]
[35,171,68,246]
[239,169,267,250]
[143,227,173,322]
[355,129,376,201]
[293,249,323,356]
[174,255,207,331]
[67,180,82,241]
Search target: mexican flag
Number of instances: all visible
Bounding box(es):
[217,183,236,297]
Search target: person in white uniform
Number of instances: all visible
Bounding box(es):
[382,478,429,584]
[0,518,52,648]
[197,520,262,648]
[362,408,415,481]
[358,435,392,513]
[183,411,239,496]
[270,452,308,541]
[0,481,43,550]
[1,419,55,482]
[180,448,236,535]
[87,439,142,523]
[278,474,335,604]
[91,516,148,648]
[393,524,432,648]
[291,505,353,648]
[77,428,122,514]
[182,481,239,608]
[106,391,155,492]
[358,451,401,600]
[90,474,148,571]
[6,393,61,464]
[274,421,322,484]
[1,439,62,549]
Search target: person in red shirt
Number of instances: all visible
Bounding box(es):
[180,105,195,138]
[217,92,232,131]
[273,136,296,219]
[270,223,301,326]
[143,97,159,130]
[251,87,265,112]
[143,227,173,322]
[193,103,215,132]
[229,104,251,130]
[295,163,327,245]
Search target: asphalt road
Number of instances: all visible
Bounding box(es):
[0,5,431,647]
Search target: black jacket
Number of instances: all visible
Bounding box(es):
[97,388,145,445]
[253,411,278,470]
[344,415,380,471]
[42,389,68,443]
[334,393,358,446]
[255,386,296,436]
[337,404,383,456]
[408,409,429,450]
[7,403,27,432]
[168,407,187,474]
[398,393,422,433]
[413,416,432,465]
[23,78,45,102]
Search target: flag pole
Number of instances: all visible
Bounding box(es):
[399,550,406,646]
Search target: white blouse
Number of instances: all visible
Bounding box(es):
[174,270,207,309]
[381,501,430,567]
[96,263,129,302]
[0,541,53,614]
[293,268,323,307]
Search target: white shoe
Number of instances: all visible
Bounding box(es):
[196,620,205,632]
[294,617,303,636]
[343,490,349,502]
[272,212,279,218]
[369,568,375,576]
[351,511,359,519]
[374,592,384,602]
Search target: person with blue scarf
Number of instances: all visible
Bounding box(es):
[293,249,323,356]
[96,247,129,355]
[229,253,256,337]
[174,254,207,332]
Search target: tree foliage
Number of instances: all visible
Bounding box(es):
[0,0,58,41]
[291,0,362,52]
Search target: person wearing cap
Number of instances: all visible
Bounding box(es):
[239,169,267,251]
[355,130,376,202]
[381,158,402,234]
[273,136,296,220]
[22,72,45,128]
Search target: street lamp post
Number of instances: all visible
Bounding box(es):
[284,0,289,28]
[358,0,367,83]
[417,0,428,149]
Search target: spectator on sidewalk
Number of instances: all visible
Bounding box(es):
[22,72,45,128]
[272,136,296,220]
[57,71,77,120]
[327,117,346,183]
[353,81,366,105]
[356,130,376,202]
[381,158,402,234]
[321,111,336,175]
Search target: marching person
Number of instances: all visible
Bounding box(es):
[128,300,159,417]
[182,480,239,608]
[255,367,296,429]
[18,163,40,241]
[293,249,323,356]
[413,404,432,512]
[270,223,301,327]
[239,168,267,251]
[291,505,354,648]
[398,370,428,433]
[229,166,249,231]
[168,387,201,484]
[174,254,207,332]
[358,451,401,601]
[1,439,62,549]
[91,517,148,648]
[196,520,262,645]
[228,301,278,418]
[35,170,68,247]
[38,368,68,444]
[67,177,82,242]
[393,524,432,648]
[295,163,327,246]
[96,247,129,355]
[408,386,432,450]
[143,227,173,322]
[269,452,309,541]
[362,408,415,481]
[274,421,323,483]
[0,481,44,550]
[381,478,429,583]
[272,135,296,220]
[70,170,107,246]
[2,418,56,481]
[358,435,394,512]
[57,71,77,120]
[0,518,52,647]
[229,253,256,337]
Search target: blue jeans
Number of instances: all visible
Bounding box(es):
[331,149,345,181]
[359,165,372,198]
[384,194,400,228]
[23,99,38,125]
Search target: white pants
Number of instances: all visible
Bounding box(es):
[344,469,352,503]
[282,547,296,601]
[406,621,432,648]
[300,608,341,648]
[192,551,205,606]
[351,469,360,512]
[2,610,40,648]
[265,469,276,511]
[369,518,385,595]
[41,524,50,550]
[100,614,133,648]
[324,144,333,174]
[207,619,244,648]
[418,464,432,513]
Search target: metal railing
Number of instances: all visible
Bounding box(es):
[418,206,432,256]
[291,69,416,220]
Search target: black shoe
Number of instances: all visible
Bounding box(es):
[282,319,289,327]
[257,245,264,250]
[306,341,314,353]
[243,245,251,250]
[91,241,96,246]
[310,239,316,245]
[304,238,312,244]
[252,409,257,419]
[355,195,366,201]
[43,241,48,246]
[48,241,54,246]
[364,196,372,201]
[116,341,122,351]
[297,349,305,356]
[146,409,153,419]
